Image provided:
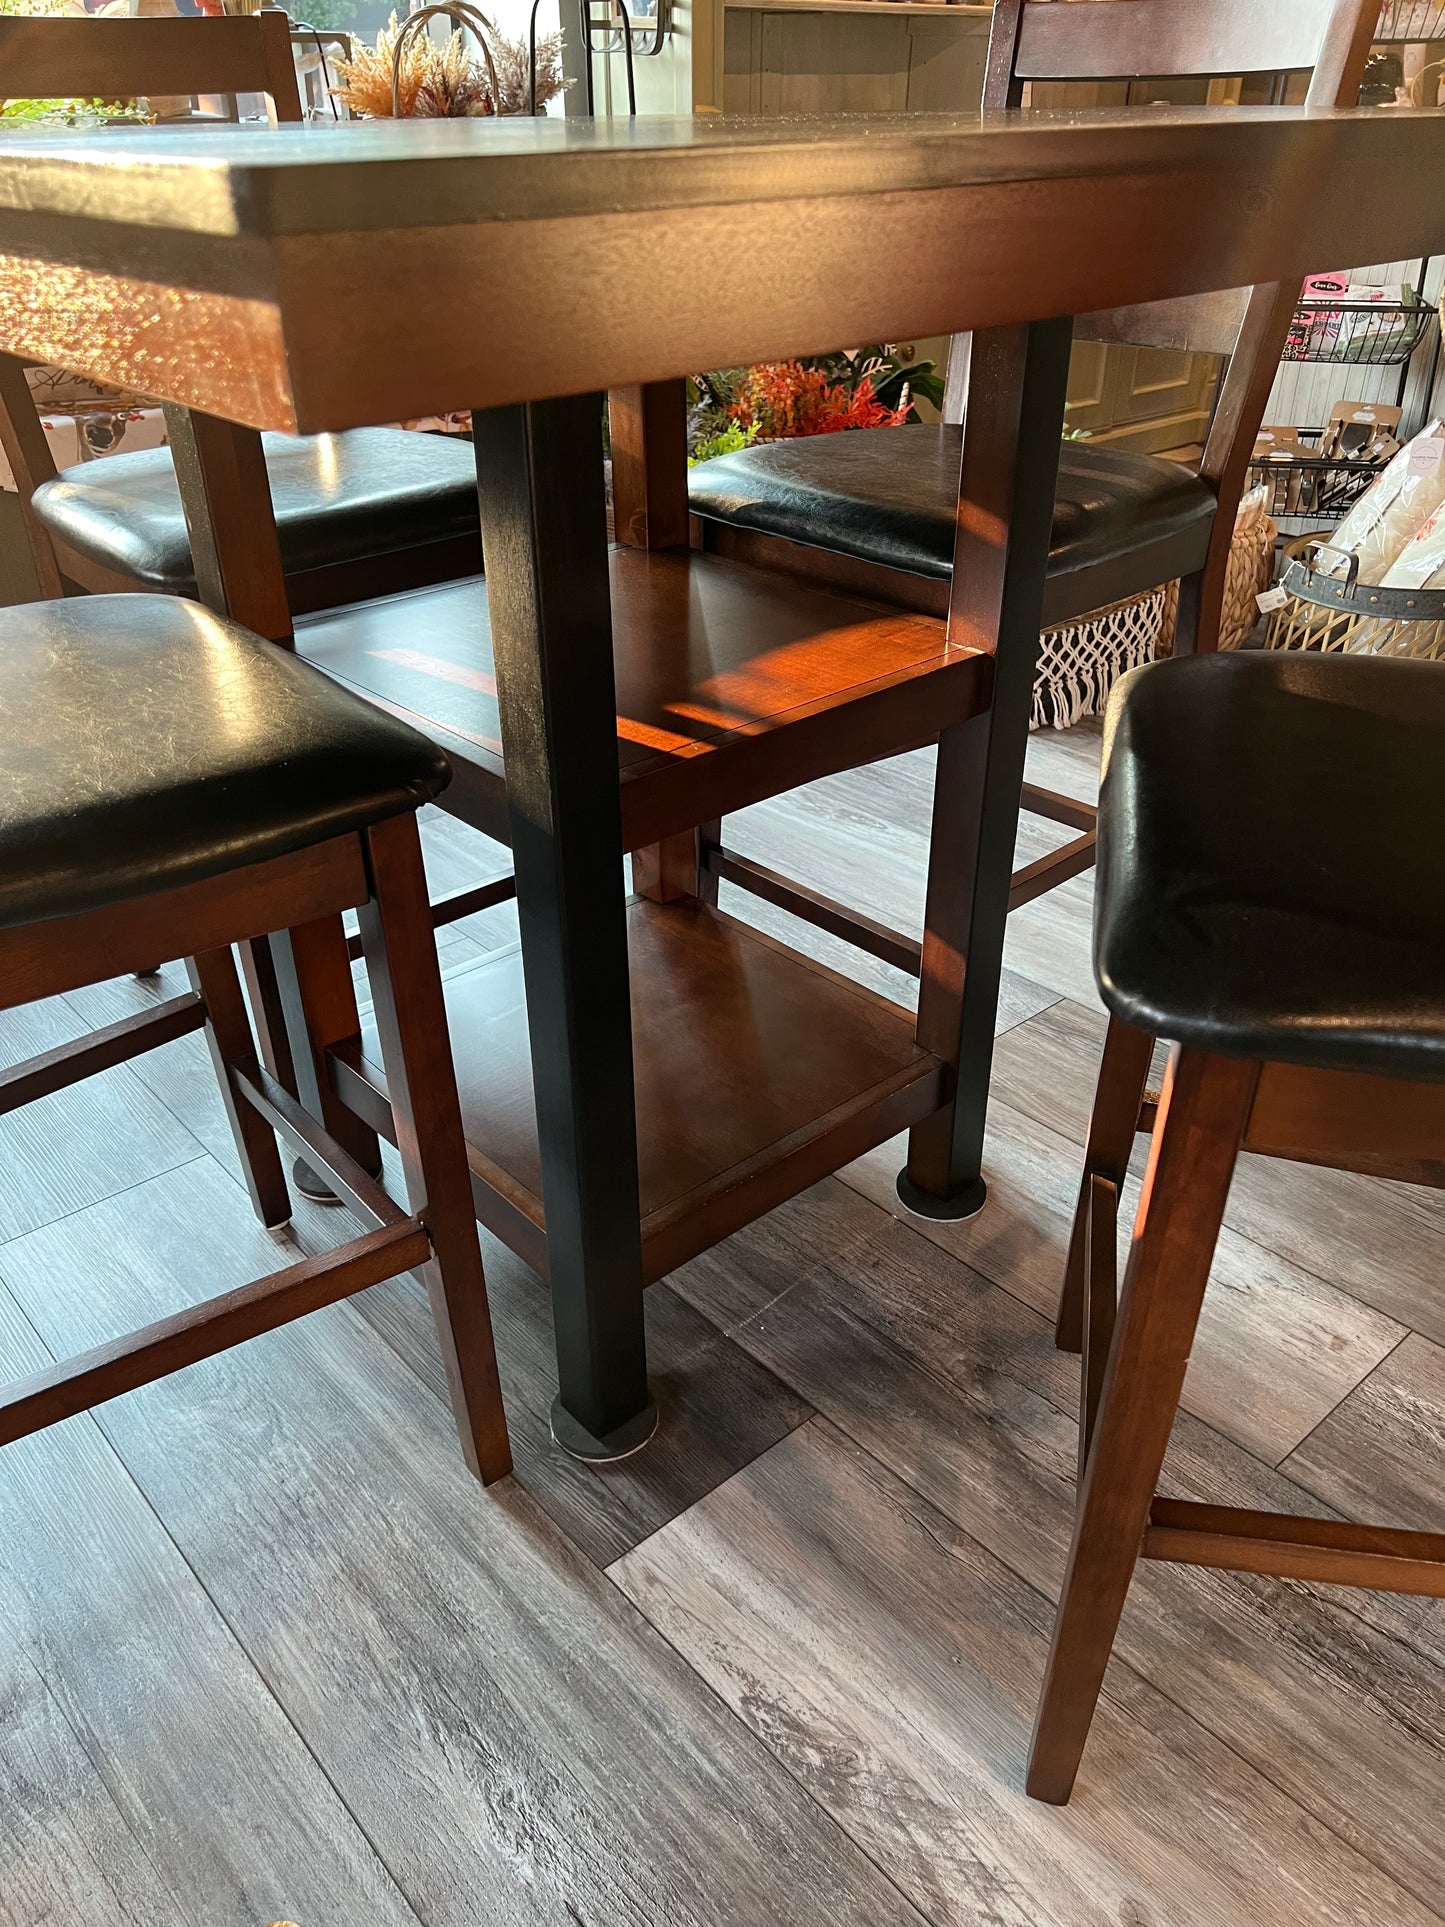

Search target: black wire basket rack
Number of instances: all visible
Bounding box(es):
[1283,294,1437,367]
[1373,0,1445,43]
[1246,429,1395,532]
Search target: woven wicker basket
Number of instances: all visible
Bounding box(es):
[1033,484,1278,728]
[1262,535,1445,660]
[1219,485,1279,649]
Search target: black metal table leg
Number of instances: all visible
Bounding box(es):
[900,317,1074,1221]
[471,394,656,1460]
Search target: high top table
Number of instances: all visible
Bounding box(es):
[1,107,1441,1457]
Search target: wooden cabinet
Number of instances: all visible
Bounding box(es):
[720,2,989,116]
[903,11,990,108]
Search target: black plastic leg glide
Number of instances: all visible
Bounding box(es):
[896,1169,988,1222]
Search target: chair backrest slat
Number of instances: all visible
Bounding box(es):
[946,0,1381,653]
[0,14,302,121]
[1012,0,1352,85]
[1080,291,1251,360]
[946,0,1377,417]
[0,14,302,598]
[1001,0,1377,370]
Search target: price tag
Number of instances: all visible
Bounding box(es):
[1256,586,1289,614]
[1407,437,1445,479]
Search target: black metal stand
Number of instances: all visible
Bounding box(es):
[899,316,1075,1221]
[472,395,654,1458]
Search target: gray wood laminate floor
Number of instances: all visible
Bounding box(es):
[3,726,1443,1927]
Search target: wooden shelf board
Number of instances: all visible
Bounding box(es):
[294,547,983,848]
[341,897,945,1283]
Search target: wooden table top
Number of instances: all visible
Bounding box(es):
[0,106,1441,430]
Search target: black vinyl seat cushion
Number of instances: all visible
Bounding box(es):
[31,427,480,595]
[688,424,1216,621]
[1095,652,1445,1083]
[0,594,450,930]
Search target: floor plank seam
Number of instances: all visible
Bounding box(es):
[597,1403,821,1573]
[79,1388,432,1927]
[5,1639,195,1923]
[598,1533,943,1927]
[678,1271,1445,1919]
[0,1148,215,1262]
[992,983,1066,1039]
[1272,1328,1417,1475]
[858,1080,1418,1461]
[349,1267,829,1572]
[740,1175,1371,1516]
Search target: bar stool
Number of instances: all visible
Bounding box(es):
[685,0,1377,926]
[0,15,482,615]
[0,593,509,1484]
[1028,650,1445,1804]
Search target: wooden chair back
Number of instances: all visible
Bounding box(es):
[0,14,303,598]
[0,12,302,121]
[942,0,1379,420]
[988,0,1378,107]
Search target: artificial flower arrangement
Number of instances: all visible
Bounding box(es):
[331,6,567,119]
[687,347,945,465]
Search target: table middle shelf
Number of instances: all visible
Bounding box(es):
[335,896,946,1284]
[294,544,986,852]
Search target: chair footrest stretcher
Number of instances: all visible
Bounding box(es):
[1143,1499,1445,1597]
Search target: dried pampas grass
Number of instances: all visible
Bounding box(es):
[412,26,495,117]
[331,10,569,119]
[331,14,438,118]
[489,29,568,114]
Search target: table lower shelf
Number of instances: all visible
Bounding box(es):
[337,896,946,1283]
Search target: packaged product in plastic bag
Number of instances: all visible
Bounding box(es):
[1380,508,1445,591]
[1317,417,1445,583]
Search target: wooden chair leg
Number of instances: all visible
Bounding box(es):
[238,935,299,1092]
[357,812,511,1486]
[1056,1014,1154,1353]
[1079,1172,1116,1478]
[187,946,291,1231]
[268,912,384,1196]
[1027,1046,1259,1805]
[1170,567,1204,656]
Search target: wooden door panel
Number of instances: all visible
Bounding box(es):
[1108,345,1217,426]
[1064,337,1113,435]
